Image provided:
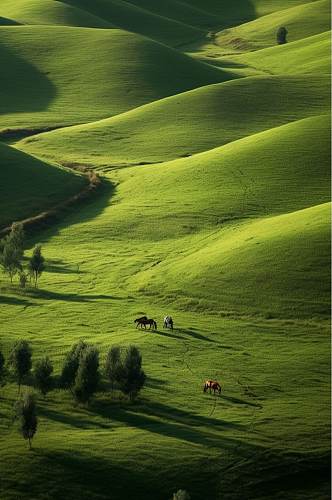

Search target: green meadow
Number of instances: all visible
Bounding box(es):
[0,1,330,499]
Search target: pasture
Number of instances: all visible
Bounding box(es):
[0,1,330,499]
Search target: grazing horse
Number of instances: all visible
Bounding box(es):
[135,317,157,330]
[203,380,222,395]
[134,316,148,328]
[163,316,174,330]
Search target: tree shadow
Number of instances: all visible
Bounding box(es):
[46,259,86,275]
[39,404,110,430]
[87,398,247,450]
[23,288,125,303]
[145,377,167,389]
[0,295,36,307]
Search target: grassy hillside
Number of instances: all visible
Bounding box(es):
[0,0,112,28]
[103,114,330,238]
[233,30,331,75]
[125,0,221,29]
[0,26,227,132]
[0,142,86,228]
[130,202,330,317]
[0,1,330,499]
[216,0,330,54]
[60,0,204,46]
[19,75,330,167]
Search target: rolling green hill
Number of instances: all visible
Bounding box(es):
[0,26,227,132]
[104,114,330,238]
[233,30,331,75]
[0,142,85,228]
[130,202,330,317]
[216,0,330,53]
[59,0,204,46]
[0,1,330,500]
[19,75,330,167]
[0,0,112,28]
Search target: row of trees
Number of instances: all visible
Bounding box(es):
[0,223,45,287]
[1,340,146,449]
[1,340,146,403]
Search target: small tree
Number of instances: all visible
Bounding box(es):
[9,340,32,393]
[0,348,6,388]
[0,241,22,283]
[34,357,53,396]
[105,346,122,391]
[60,340,88,391]
[73,346,100,404]
[0,223,25,283]
[29,245,45,288]
[277,26,288,45]
[9,223,25,255]
[17,391,38,450]
[19,271,29,289]
[173,490,190,500]
[118,346,146,402]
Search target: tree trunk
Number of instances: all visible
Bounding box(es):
[28,437,31,450]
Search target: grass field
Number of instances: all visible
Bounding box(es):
[0,1,330,499]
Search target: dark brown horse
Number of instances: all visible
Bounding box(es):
[203,380,222,395]
[135,317,157,330]
[134,316,148,328]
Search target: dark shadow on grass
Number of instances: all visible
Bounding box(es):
[0,295,36,307]
[27,180,116,248]
[221,394,262,409]
[151,329,183,340]
[179,328,217,343]
[23,288,125,303]
[46,259,86,275]
[87,399,246,450]
[39,404,110,430]
[145,377,167,389]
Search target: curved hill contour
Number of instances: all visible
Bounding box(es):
[0,142,85,228]
[0,26,228,131]
[0,0,113,28]
[216,0,330,53]
[19,75,330,167]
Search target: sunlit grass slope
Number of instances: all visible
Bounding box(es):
[0,0,112,28]
[0,26,227,131]
[131,203,330,317]
[59,0,204,46]
[0,142,85,228]
[233,31,331,75]
[105,115,330,239]
[19,75,330,167]
[216,0,330,54]
[180,0,318,27]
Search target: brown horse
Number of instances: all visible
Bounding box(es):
[203,380,222,395]
[135,317,157,330]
